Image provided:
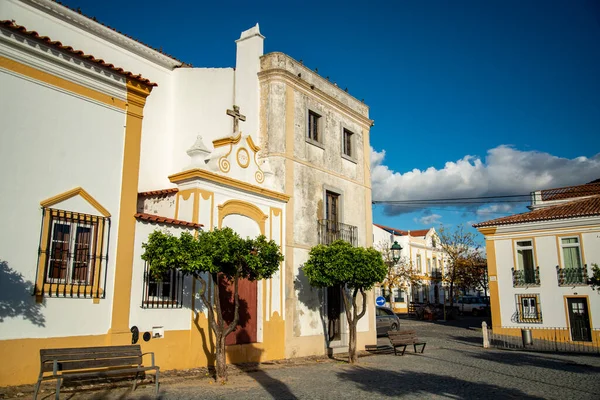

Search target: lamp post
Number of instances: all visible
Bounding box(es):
[390,241,402,264]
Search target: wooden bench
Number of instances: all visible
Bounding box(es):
[388,330,427,356]
[33,345,159,400]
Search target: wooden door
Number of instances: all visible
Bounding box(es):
[567,298,591,342]
[219,276,258,345]
[327,284,342,342]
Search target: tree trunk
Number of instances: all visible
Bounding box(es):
[348,321,358,364]
[215,333,227,382]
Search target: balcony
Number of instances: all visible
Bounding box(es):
[318,219,358,246]
[511,266,540,287]
[556,264,589,286]
[431,269,443,281]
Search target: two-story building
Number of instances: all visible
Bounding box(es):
[0,0,375,386]
[474,181,600,344]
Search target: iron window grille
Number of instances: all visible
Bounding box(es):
[36,208,110,299]
[513,294,543,323]
[142,262,184,309]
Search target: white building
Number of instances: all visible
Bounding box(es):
[373,224,448,313]
[474,181,600,344]
[0,0,375,386]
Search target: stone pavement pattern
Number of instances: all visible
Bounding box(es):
[24,318,600,399]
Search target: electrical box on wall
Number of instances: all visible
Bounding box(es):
[152,326,164,339]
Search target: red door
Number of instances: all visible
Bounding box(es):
[219,276,258,345]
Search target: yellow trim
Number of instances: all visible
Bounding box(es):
[0,56,127,110]
[35,209,51,299]
[477,226,497,236]
[199,189,215,230]
[247,136,261,152]
[563,295,595,340]
[486,239,502,329]
[283,85,295,353]
[480,225,600,238]
[110,79,153,340]
[217,200,267,235]
[40,187,111,217]
[511,237,538,273]
[169,168,290,202]
[236,147,250,168]
[213,132,242,148]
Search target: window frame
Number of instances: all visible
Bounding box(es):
[416,254,422,273]
[142,262,185,309]
[559,236,583,270]
[306,108,324,148]
[340,125,357,163]
[514,239,537,283]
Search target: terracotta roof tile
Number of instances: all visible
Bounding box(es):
[374,224,430,237]
[540,182,600,201]
[52,1,187,65]
[135,213,202,229]
[1,20,157,87]
[138,188,179,197]
[474,195,600,228]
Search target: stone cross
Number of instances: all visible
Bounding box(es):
[226,105,246,133]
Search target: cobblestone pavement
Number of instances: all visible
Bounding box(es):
[31,317,600,399]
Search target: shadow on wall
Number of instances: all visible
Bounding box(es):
[336,366,545,400]
[294,266,327,347]
[0,260,46,327]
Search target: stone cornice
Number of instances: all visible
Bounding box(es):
[23,0,183,70]
[258,68,374,129]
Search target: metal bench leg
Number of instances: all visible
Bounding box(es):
[401,345,407,356]
[55,377,61,400]
[132,371,139,391]
[33,375,43,400]
[155,369,160,395]
[420,343,426,353]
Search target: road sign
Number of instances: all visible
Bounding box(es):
[375,296,386,306]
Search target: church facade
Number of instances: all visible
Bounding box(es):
[0,0,375,385]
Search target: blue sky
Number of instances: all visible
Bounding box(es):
[60,0,600,241]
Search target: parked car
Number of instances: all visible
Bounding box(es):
[376,306,401,336]
[449,296,489,316]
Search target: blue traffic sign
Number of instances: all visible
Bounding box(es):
[375,296,386,306]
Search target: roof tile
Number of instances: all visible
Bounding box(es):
[1,20,157,87]
[135,213,202,229]
[138,188,179,197]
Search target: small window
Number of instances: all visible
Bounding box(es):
[142,263,184,308]
[516,294,542,323]
[427,259,431,273]
[515,240,536,284]
[308,110,321,142]
[416,254,422,272]
[560,237,583,269]
[342,128,353,157]
[36,208,109,298]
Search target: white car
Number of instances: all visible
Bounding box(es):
[450,296,489,316]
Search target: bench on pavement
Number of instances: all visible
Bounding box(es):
[33,344,159,400]
[388,330,427,356]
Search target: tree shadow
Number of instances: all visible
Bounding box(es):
[448,335,485,347]
[294,265,329,350]
[0,260,46,326]
[468,349,600,375]
[336,366,545,399]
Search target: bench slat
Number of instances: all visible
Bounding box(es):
[41,350,142,363]
[42,356,142,373]
[41,345,141,357]
[39,366,158,381]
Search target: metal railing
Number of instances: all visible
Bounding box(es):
[317,219,358,246]
[511,266,540,287]
[431,269,443,281]
[142,262,184,309]
[556,264,589,286]
[486,325,599,354]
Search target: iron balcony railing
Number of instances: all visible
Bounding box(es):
[431,269,443,281]
[511,266,540,287]
[318,219,358,247]
[556,264,589,286]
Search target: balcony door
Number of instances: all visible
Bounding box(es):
[327,284,343,343]
[516,240,536,284]
[325,191,339,243]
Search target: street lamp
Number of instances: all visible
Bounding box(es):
[390,241,402,263]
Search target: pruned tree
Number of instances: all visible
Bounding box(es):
[437,225,479,308]
[141,228,283,382]
[304,240,386,364]
[589,263,600,290]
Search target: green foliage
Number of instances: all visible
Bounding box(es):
[590,263,600,290]
[141,227,283,280]
[304,240,386,290]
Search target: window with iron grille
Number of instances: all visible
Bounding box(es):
[308,110,321,142]
[36,208,110,298]
[515,294,542,323]
[142,263,184,308]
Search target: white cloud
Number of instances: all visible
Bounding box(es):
[415,213,442,225]
[476,203,517,216]
[370,145,600,216]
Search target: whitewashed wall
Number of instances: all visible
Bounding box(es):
[0,42,127,339]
